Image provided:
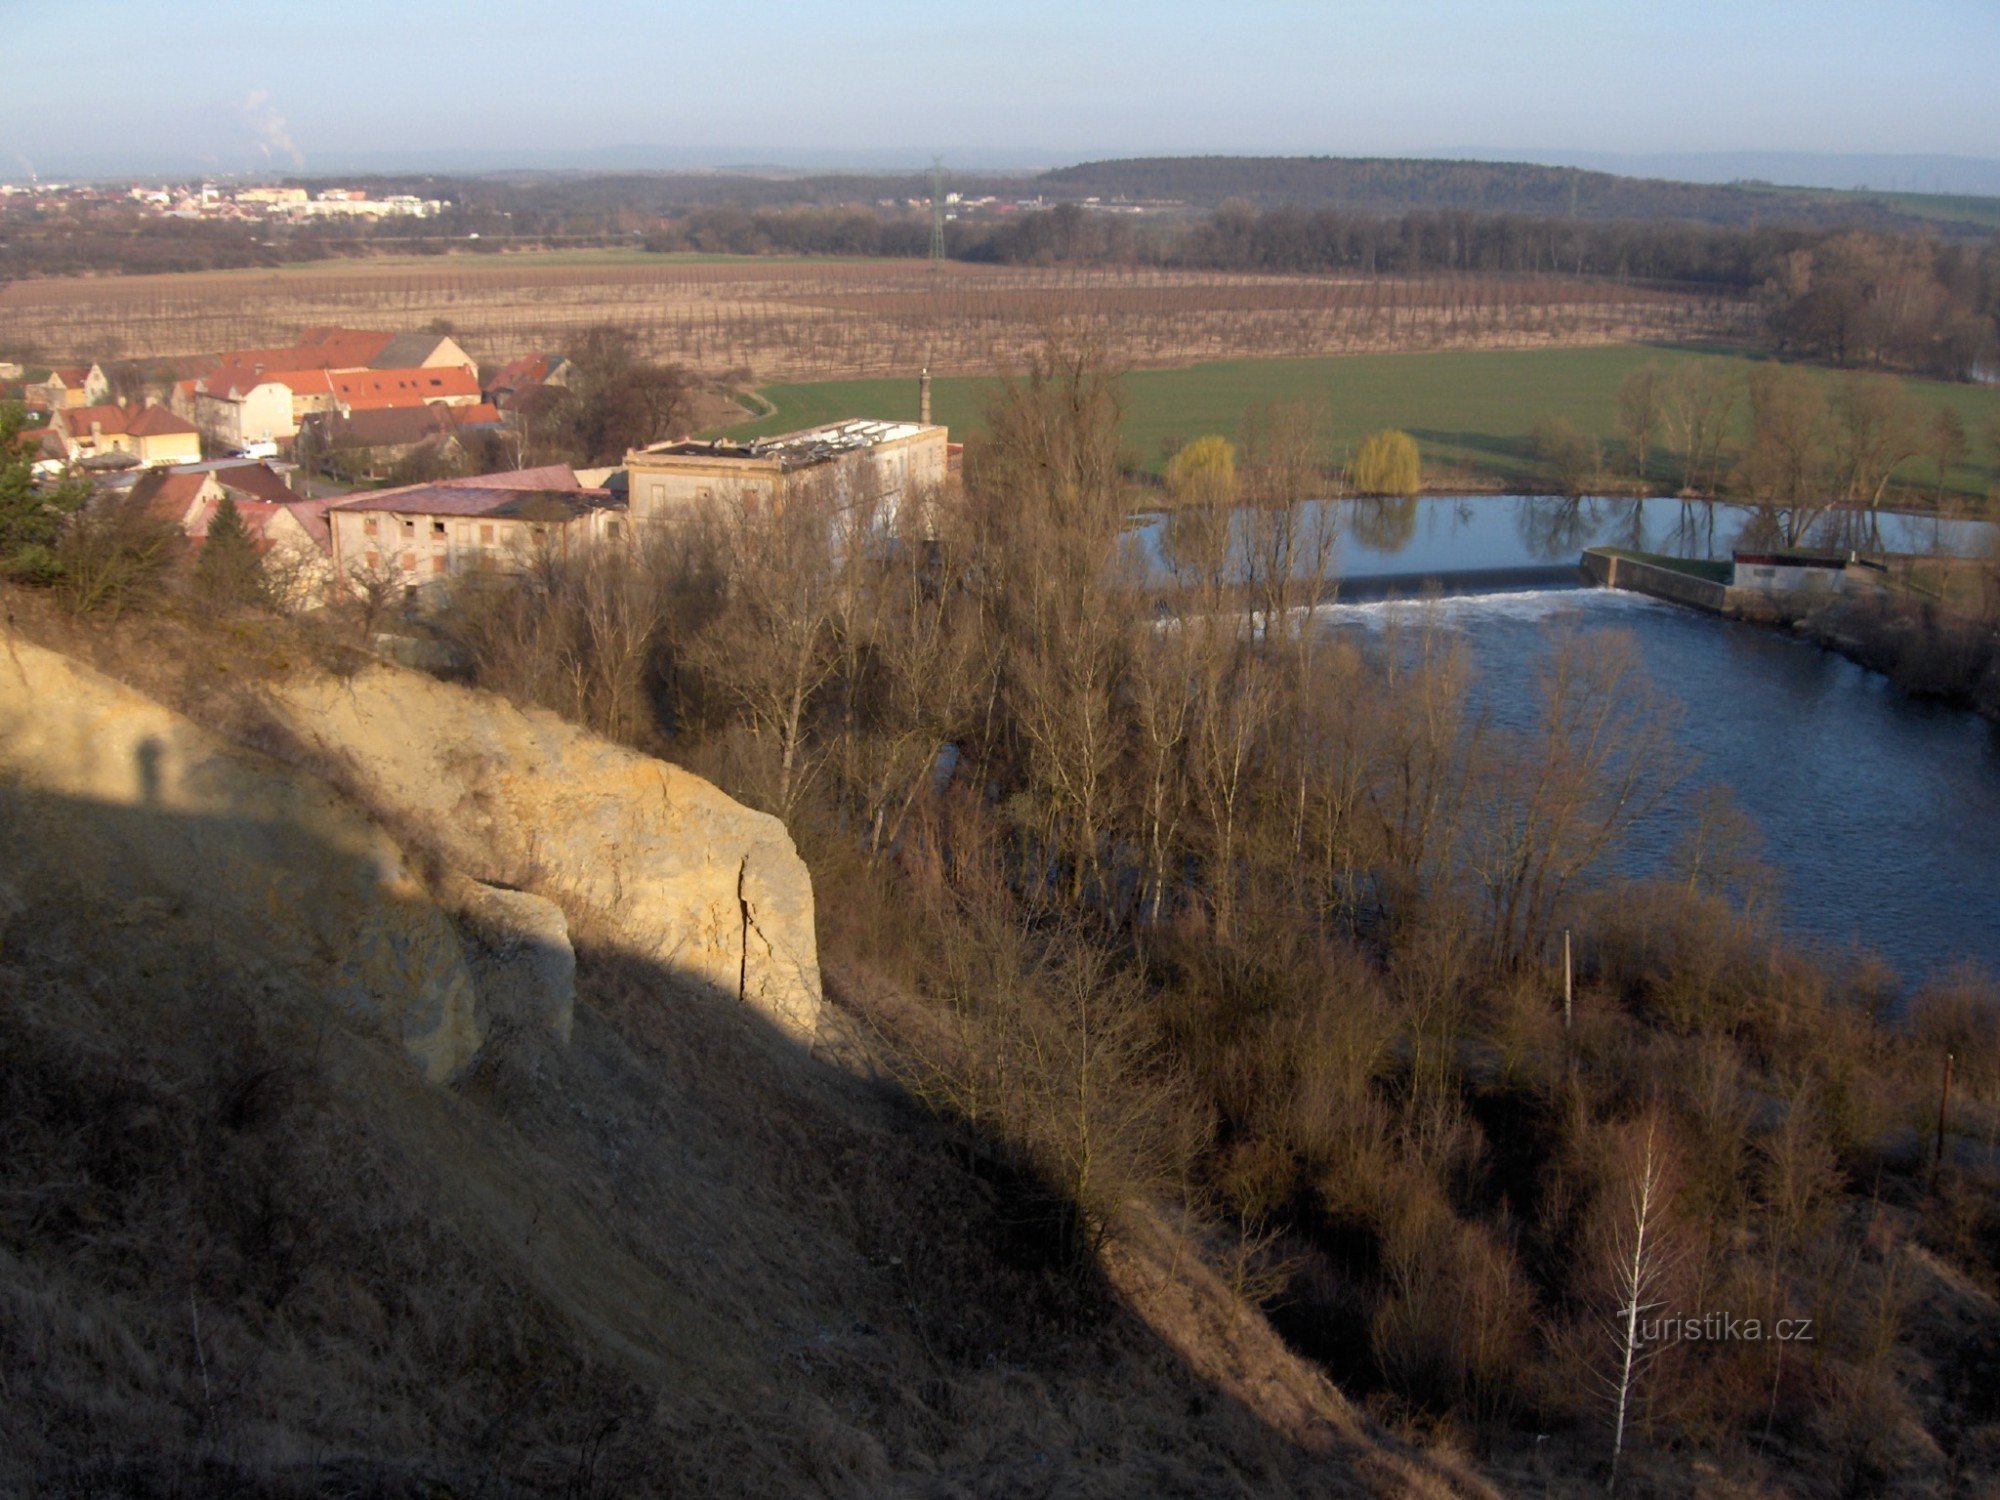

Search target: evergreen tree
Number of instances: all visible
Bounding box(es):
[193,494,267,607]
[0,402,89,582]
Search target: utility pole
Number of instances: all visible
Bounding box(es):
[1933,1050,1955,1180]
[1563,928,1574,1034]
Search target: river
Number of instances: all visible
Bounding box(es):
[1140,497,2000,984]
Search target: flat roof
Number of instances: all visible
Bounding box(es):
[632,419,937,472]
[330,485,616,521]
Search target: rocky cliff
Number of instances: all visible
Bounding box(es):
[0,636,821,1078]
[258,665,822,1041]
[0,637,483,1081]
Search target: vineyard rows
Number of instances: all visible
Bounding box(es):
[1,259,1753,378]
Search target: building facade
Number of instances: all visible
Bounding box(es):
[625,419,948,530]
[325,467,623,588]
[52,402,203,466]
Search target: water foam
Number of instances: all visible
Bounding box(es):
[1305,587,1674,632]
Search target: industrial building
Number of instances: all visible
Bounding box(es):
[625,419,948,529]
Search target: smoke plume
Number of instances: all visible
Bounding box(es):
[243,90,304,170]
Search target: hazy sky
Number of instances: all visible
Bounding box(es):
[5,0,1998,174]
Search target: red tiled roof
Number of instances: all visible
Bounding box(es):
[330,366,481,409]
[48,366,90,386]
[127,404,199,437]
[487,352,559,390]
[58,403,198,439]
[218,329,397,374]
[199,364,326,401]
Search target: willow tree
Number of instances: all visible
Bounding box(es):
[1350,428,1420,497]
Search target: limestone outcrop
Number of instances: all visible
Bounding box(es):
[446,875,575,1043]
[0,638,481,1082]
[262,666,823,1042]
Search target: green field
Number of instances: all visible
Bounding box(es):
[720,345,2000,500]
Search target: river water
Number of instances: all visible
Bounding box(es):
[1138,493,1995,594]
[1141,497,2000,983]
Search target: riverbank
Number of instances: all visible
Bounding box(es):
[1584,545,2000,722]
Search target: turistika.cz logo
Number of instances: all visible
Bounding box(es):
[1639,1311,1814,1345]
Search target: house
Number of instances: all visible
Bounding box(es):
[190,362,483,449]
[51,402,203,467]
[260,327,474,376]
[187,495,337,605]
[26,425,72,481]
[128,460,301,525]
[175,328,478,448]
[625,419,948,530]
[25,364,110,411]
[298,402,508,480]
[326,466,624,589]
[484,352,573,410]
[129,464,338,604]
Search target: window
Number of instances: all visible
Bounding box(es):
[400,552,415,572]
[364,550,380,568]
[431,520,446,538]
[402,517,415,536]
[432,556,447,574]
[363,515,378,534]
[606,519,622,540]
[649,482,666,506]
[479,523,495,545]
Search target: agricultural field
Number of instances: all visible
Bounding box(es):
[0,251,1748,382]
[729,344,2000,498]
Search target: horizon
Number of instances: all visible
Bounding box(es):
[13,148,2000,201]
[6,1,1998,191]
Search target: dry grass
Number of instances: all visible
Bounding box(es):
[0,596,1505,1497]
[1,254,1751,380]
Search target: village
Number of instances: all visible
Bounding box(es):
[7,327,950,612]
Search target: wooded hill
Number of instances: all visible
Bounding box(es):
[1039,156,1995,234]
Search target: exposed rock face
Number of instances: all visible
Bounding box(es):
[446,875,575,1043]
[263,667,822,1042]
[0,638,481,1082]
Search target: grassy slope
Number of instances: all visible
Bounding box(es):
[723,345,2000,499]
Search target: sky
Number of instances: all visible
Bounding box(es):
[4,0,1999,179]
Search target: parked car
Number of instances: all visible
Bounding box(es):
[230,440,280,460]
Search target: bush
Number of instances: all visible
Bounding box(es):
[53,496,180,617]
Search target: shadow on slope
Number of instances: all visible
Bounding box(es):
[0,788,1479,1499]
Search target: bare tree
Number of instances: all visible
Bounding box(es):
[687,479,846,820]
[1600,1115,1680,1495]
[1736,364,1834,546]
[1472,626,1683,969]
[1829,373,1925,510]
[1660,360,1739,498]
[1617,362,1664,483]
